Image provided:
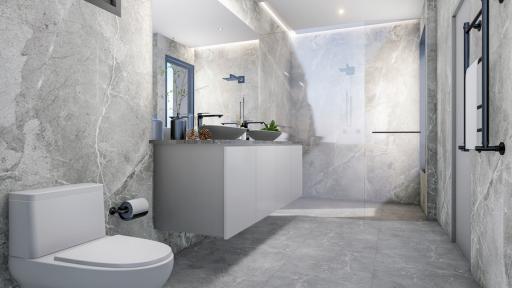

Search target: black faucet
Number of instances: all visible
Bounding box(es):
[197,113,223,128]
[241,121,265,140]
[241,120,265,129]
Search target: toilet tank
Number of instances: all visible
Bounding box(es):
[9,183,106,259]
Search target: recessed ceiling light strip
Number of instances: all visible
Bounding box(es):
[294,19,419,37]
[259,2,296,36]
[194,39,259,50]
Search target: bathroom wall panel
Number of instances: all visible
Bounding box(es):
[194,41,260,127]
[435,0,512,286]
[421,0,438,220]
[0,0,203,285]
[303,143,366,201]
[218,0,316,146]
[365,134,420,204]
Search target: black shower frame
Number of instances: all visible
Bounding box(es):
[458,0,505,155]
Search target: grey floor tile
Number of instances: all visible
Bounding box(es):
[370,268,480,288]
[166,202,480,288]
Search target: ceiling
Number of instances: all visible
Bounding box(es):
[152,0,257,48]
[264,0,425,34]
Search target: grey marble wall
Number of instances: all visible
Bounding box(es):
[0,1,202,286]
[436,0,455,241]
[200,0,316,142]
[194,41,260,126]
[435,0,512,287]
[421,0,438,220]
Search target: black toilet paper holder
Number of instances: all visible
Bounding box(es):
[109,202,148,221]
[108,205,129,216]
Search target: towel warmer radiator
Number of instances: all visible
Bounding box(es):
[458,0,505,155]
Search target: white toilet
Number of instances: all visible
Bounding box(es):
[8,183,174,288]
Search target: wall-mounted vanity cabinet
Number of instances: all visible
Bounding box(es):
[152,141,302,239]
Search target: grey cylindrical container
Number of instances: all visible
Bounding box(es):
[152,118,163,141]
[163,128,171,140]
[170,116,187,140]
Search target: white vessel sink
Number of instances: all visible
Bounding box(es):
[202,125,247,140]
[247,130,282,141]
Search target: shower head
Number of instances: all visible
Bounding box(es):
[222,74,245,83]
[339,64,355,76]
[222,74,237,81]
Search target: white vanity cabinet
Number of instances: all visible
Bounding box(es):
[153,142,302,239]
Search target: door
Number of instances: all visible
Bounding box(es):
[454,0,473,259]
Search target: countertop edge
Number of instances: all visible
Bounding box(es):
[149,140,301,146]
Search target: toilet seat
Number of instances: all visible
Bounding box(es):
[9,235,174,288]
[54,235,173,268]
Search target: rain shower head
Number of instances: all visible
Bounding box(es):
[339,64,355,76]
[223,74,245,83]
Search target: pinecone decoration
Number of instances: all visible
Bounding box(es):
[186,129,198,140]
[199,128,213,140]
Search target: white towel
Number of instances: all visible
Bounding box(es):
[465,59,481,149]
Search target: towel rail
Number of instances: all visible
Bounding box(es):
[457,0,505,155]
[371,131,420,134]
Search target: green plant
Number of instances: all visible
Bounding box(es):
[262,120,280,132]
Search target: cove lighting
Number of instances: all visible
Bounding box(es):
[259,2,296,36]
[194,39,259,50]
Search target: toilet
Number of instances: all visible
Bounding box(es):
[8,183,174,288]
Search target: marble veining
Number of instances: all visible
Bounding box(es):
[195,41,260,127]
[167,214,478,288]
[0,1,203,286]
[193,0,421,205]
[295,22,421,204]
[422,0,439,220]
[435,0,512,286]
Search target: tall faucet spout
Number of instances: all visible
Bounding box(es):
[240,97,245,125]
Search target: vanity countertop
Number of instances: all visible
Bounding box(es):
[150,140,299,146]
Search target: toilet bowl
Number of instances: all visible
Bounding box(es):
[8,183,174,288]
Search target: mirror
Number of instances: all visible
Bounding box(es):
[165,55,194,129]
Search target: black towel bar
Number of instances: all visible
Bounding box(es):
[371,131,420,134]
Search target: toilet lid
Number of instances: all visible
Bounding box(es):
[54,235,173,268]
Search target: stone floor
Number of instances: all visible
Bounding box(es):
[166,200,479,288]
[272,197,427,221]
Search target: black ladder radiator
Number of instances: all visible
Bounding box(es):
[458,0,506,155]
